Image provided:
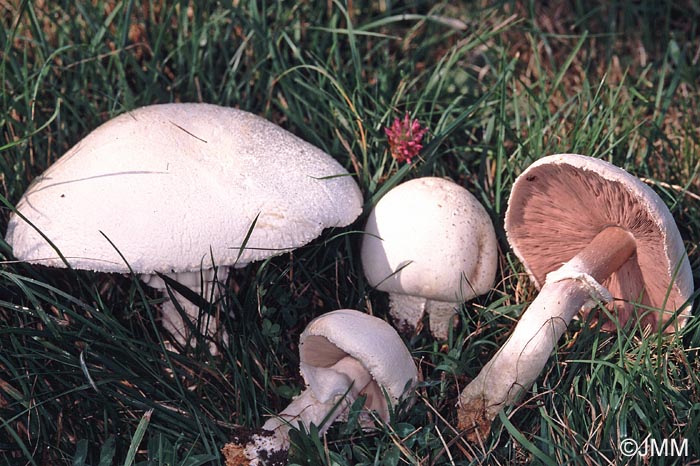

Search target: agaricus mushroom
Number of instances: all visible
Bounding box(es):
[222,309,418,465]
[458,153,694,440]
[5,103,363,352]
[361,177,498,339]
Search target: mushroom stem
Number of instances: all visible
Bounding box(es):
[427,300,460,340]
[260,389,341,448]
[389,293,427,334]
[141,268,229,353]
[159,290,222,348]
[230,356,373,465]
[457,227,636,439]
[389,294,459,339]
[560,227,637,283]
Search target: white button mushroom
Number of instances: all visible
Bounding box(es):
[360,177,498,339]
[222,309,418,465]
[457,153,694,441]
[5,103,363,352]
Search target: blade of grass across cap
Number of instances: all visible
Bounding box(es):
[0,192,76,272]
[235,212,260,264]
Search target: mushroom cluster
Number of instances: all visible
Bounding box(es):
[5,102,695,462]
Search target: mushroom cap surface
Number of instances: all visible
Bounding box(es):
[6,103,362,274]
[505,153,694,331]
[299,309,417,420]
[361,177,498,303]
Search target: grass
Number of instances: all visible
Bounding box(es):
[1,0,699,464]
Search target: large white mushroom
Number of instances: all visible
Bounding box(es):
[361,177,498,339]
[458,154,694,440]
[222,309,418,465]
[5,103,363,352]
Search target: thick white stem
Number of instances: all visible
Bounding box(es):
[457,227,636,440]
[390,293,460,339]
[426,299,459,340]
[457,279,599,435]
[141,268,229,353]
[260,389,342,449]
[389,293,426,334]
[238,356,373,465]
[159,292,222,349]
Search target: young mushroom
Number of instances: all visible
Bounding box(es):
[361,177,498,339]
[457,153,694,441]
[222,309,418,465]
[5,103,362,353]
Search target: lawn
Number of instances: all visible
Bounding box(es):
[1,1,699,465]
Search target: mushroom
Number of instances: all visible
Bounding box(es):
[222,309,418,465]
[361,177,498,339]
[5,103,363,352]
[457,153,694,440]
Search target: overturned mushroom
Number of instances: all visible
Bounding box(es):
[5,103,362,352]
[361,177,498,339]
[458,153,694,441]
[222,309,418,465]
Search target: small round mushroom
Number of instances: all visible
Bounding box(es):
[5,103,363,352]
[361,177,498,339]
[457,153,694,441]
[222,309,418,465]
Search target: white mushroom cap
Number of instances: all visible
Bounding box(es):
[506,153,694,331]
[5,103,363,274]
[361,177,498,337]
[362,177,497,301]
[299,309,418,421]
